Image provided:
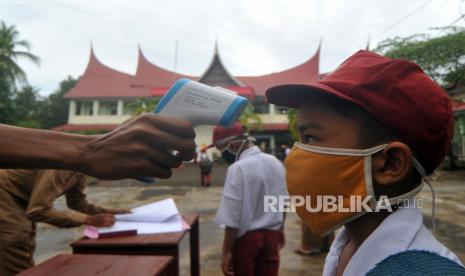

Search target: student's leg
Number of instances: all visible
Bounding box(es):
[255,230,280,276]
[200,172,205,186]
[206,174,212,186]
[0,188,35,276]
[232,231,263,276]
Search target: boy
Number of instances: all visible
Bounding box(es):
[195,144,213,187]
[266,50,463,275]
[0,169,128,275]
[213,123,288,276]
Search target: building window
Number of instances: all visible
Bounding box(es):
[75,101,93,116]
[99,100,118,115]
[276,106,289,114]
[252,96,270,114]
[123,101,135,115]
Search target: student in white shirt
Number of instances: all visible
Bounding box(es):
[212,123,288,276]
[266,50,463,275]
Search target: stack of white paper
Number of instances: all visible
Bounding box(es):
[88,198,184,237]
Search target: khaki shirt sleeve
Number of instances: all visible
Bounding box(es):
[65,175,112,215]
[25,170,87,228]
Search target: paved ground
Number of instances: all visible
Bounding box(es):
[34,164,465,275]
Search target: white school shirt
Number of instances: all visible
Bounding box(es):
[214,146,288,237]
[323,198,463,276]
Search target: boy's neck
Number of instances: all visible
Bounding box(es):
[345,211,392,246]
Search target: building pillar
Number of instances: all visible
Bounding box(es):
[93,100,99,116]
[68,100,76,123]
[117,100,124,116]
[269,104,276,115]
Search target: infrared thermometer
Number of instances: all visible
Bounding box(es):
[154,78,248,127]
[136,79,248,183]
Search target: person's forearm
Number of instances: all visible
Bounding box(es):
[222,226,238,254]
[0,124,92,171]
[0,114,196,180]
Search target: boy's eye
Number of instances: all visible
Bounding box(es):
[301,135,315,144]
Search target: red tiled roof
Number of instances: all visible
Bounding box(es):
[65,44,321,99]
[51,124,117,132]
[237,45,321,96]
[65,48,149,99]
[453,102,465,112]
[250,123,289,131]
[131,47,196,88]
[224,86,255,98]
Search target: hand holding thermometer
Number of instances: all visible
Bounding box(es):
[154,78,248,127]
[136,79,248,183]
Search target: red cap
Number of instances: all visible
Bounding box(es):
[266,50,453,173]
[212,123,245,146]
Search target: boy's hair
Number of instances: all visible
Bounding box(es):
[312,92,422,197]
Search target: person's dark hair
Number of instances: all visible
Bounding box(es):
[309,92,422,197]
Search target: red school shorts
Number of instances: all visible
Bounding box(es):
[232,229,282,276]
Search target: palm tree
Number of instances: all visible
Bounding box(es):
[0,21,40,86]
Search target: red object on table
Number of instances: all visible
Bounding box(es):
[71,213,200,276]
[18,254,173,276]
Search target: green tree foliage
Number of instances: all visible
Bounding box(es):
[0,21,40,124]
[0,73,14,124]
[0,21,40,86]
[375,27,465,87]
[287,108,299,142]
[239,104,262,130]
[13,85,43,128]
[39,76,77,128]
[129,97,160,116]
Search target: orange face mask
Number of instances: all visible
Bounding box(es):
[285,142,424,236]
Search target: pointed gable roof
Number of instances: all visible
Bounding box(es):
[66,42,322,99]
[237,42,321,96]
[65,46,148,98]
[131,46,194,88]
[198,42,243,87]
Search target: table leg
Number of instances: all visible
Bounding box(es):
[190,217,200,276]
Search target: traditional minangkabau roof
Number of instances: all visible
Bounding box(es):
[65,46,149,99]
[131,46,195,88]
[452,100,465,114]
[237,42,321,97]
[198,41,244,87]
[65,42,321,99]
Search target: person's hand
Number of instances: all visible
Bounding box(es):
[79,114,196,180]
[221,251,234,276]
[84,214,116,227]
[108,208,132,214]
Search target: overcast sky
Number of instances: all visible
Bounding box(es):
[2,0,464,96]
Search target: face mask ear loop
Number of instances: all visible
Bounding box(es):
[424,177,437,231]
[412,158,436,231]
[235,139,248,162]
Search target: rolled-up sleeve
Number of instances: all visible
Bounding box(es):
[26,170,87,228]
[214,165,244,228]
[65,175,112,215]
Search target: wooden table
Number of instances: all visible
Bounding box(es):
[71,214,199,276]
[18,254,173,276]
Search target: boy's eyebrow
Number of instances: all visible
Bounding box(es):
[297,121,324,133]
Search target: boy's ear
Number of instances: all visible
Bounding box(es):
[372,142,412,186]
